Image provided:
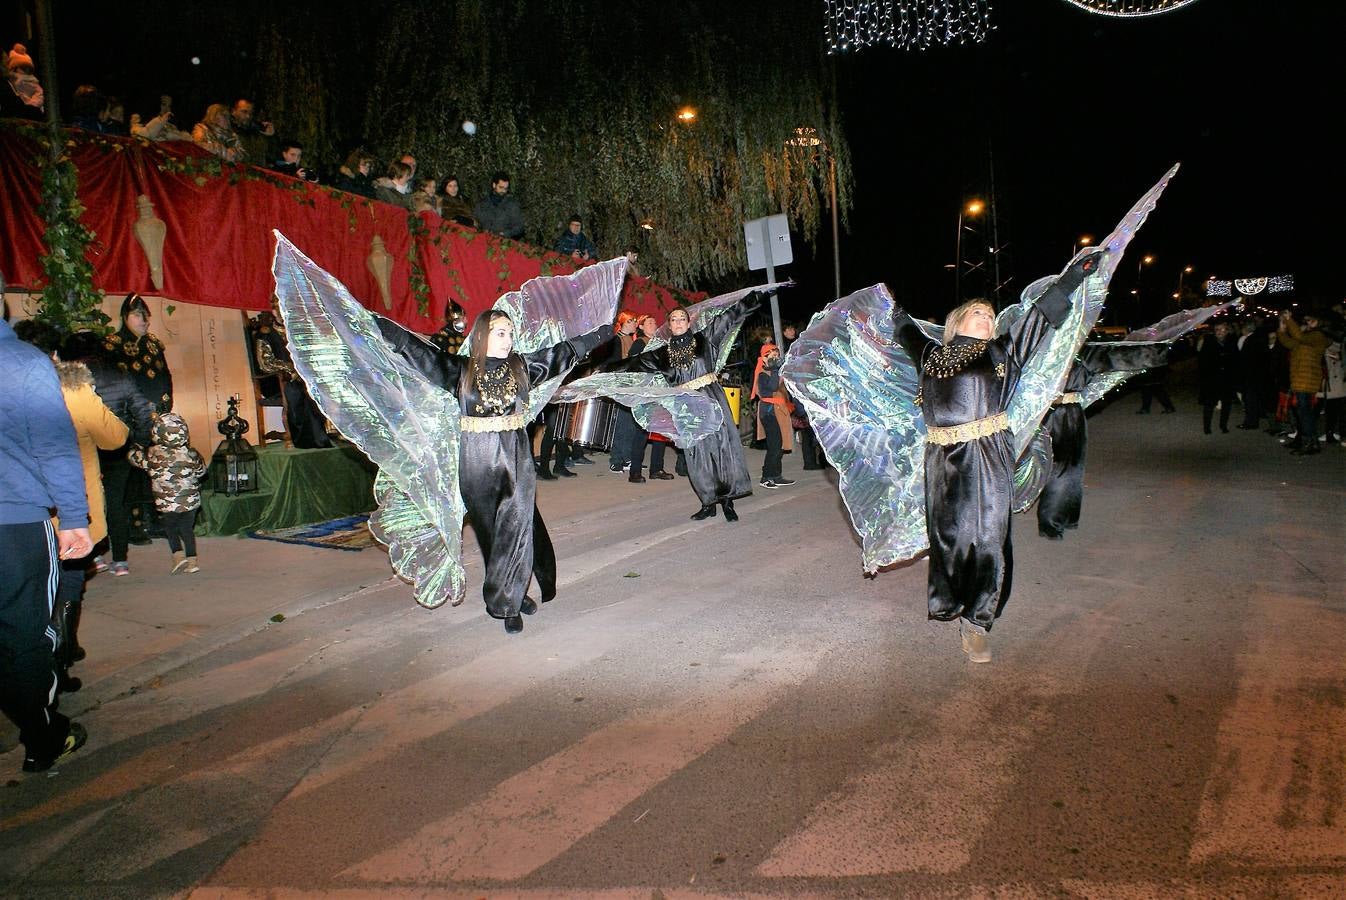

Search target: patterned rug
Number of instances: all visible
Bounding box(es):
[247,515,378,551]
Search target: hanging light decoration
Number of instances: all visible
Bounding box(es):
[1234,277,1269,296]
[1058,0,1202,17]
[1205,275,1294,298]
[824,1,994,54]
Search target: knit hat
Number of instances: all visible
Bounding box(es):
[6,43,34,71]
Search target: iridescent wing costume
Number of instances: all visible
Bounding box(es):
[781,167,1179,573]
[555,283,789,448]
[1077,302,1240,409]
[272,233,625,609]
[1028,300,1240,536]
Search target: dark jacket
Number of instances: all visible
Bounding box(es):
[556,229,598,259]
[474,193,525,239]
[1198,333,1239,402]
[335,169,376,199]
[85,357,156,449]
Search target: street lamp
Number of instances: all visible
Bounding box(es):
[676,106,697,123]
[954,199,984,302]
[1072,234,1093,258]
[785,126,841,300]
[1176,264,1194,305]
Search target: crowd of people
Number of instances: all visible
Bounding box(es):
[3,42,633,257]
[1189,304,1345,454]
[0,283,214,772]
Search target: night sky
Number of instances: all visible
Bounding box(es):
[824,0,1339,322]
[14,1,1340,324]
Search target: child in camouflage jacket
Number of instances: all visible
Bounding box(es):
[128,413,207,573]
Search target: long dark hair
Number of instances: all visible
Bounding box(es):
[462,310,529,407]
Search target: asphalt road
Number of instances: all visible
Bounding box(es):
[2,387,1343,898]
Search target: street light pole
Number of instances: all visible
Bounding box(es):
[954,200,983,303]
[828,153,840,300]
[1176,264,1194,307]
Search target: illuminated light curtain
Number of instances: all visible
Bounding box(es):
[824,1,994,53]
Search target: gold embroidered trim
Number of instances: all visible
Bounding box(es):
[1053,392,1083,406]
[460,413,526,433]
[925,411,1010,446]
[677,373,716,391]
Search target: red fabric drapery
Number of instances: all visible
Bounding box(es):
[0,125,702,332]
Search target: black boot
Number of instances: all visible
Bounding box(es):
[690,504,717,520]
[536,462,557,480]
[554,464,577,478]
[520,596,539,615]
[721,499,739,522]
[503,614,524,634]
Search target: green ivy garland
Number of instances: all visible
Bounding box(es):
[26,129,109,334]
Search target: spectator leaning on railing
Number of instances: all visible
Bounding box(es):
[335,149,377,199]
[474,172,525,239]
[192,103,245,163]
[2,42,44,120]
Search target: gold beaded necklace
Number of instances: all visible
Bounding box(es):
[473,362,519,414]
[667,336,697,370]
[916,339,990,406]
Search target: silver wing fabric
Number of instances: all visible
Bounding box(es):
[781,284,929,572]
[272,236,626,610]
[272,232,468,608]
[1078,300,1240,408]
[1002,163,1181,459]
[489,257,629,420]
[556,282,789,448]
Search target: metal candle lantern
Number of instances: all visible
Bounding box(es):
[210,394,260,494]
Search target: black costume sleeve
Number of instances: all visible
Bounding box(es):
[123,375,157,447]
[1005,251,1100,368]
[375,315,462,390]
[892,307,936,368]
[521,325,615,386]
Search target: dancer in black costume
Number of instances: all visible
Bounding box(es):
[1036,342,1168,539]
[374,310,610,633]
[893,253,1098,662]
[606,297,760,521]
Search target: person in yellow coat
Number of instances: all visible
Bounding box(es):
[54,360,129,692]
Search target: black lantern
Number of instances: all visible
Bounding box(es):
[210,395,260,494]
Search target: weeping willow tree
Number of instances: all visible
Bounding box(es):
[343,0,852,289]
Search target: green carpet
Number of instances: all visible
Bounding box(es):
[198,443,377,536]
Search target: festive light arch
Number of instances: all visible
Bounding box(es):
[1058,0,1202,17]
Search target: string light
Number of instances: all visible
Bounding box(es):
[1058,0,1202,17]
[1207,274,1294,297]
[824,1,994,54]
